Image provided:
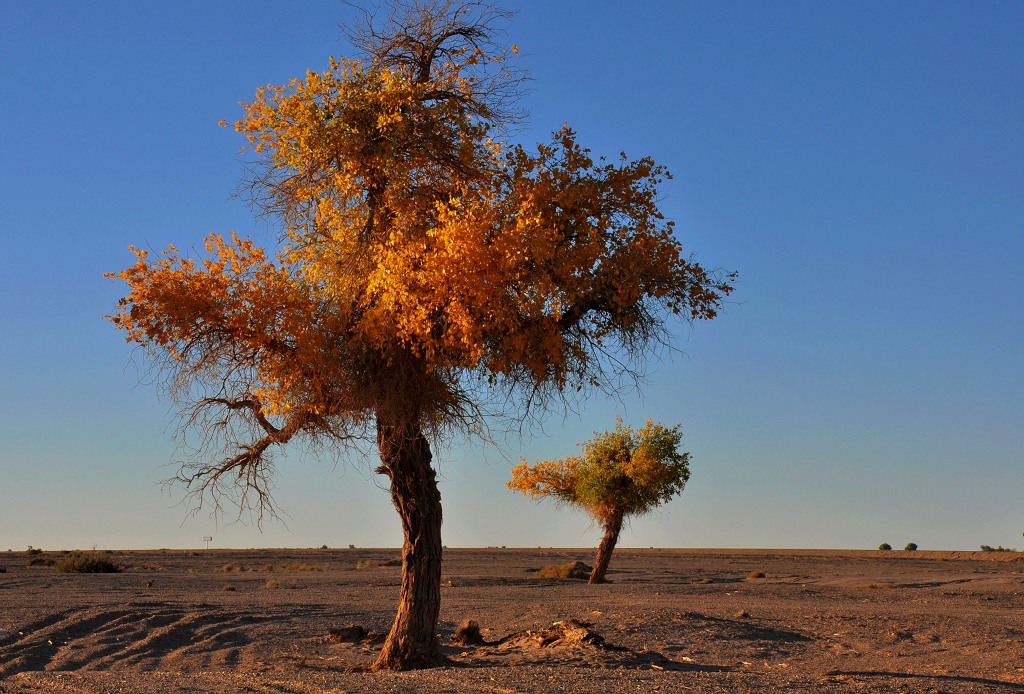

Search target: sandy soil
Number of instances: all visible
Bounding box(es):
[2,547,1023,692]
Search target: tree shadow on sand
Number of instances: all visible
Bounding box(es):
[827,670,1024,691]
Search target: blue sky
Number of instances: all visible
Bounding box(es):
[1,1,1021,551]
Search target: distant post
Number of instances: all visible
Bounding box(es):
[203,536,212,550]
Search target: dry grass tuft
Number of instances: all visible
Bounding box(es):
[853,582,892,590]
[356,558,402,570]
[536,561,591,580]
[54,552,119,574]
[691,577,714,585]
[451,619,487,646]
[282,563,324,572]
[263,578,298,590]
[26,556,55,568]
[746,570,767,580]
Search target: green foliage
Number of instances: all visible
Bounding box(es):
[509,419,690,525]
[904,542,918,551]
[54,552,120,574]
[878,543,892,551]
[980,544,1015,552]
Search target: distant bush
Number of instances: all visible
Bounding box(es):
[854,582,892,590]
[55,552,120,573]
[26,547,42,556]
[356,558,402,570]
[878,543,892,551]
[746,570,766,580]
[904,543,918,551]
[980,545,1015,552]
[26,557,55,567]
[690,577,714,585]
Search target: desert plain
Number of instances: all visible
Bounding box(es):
[1,546,1023,692]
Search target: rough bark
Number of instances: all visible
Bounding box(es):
[371,415,444,670]
[588,509,624,584]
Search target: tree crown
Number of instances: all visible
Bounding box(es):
[507,419,691,525]
[106,1,730,517]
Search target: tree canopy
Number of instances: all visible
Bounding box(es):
[107,0,733,669]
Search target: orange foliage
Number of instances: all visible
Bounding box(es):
[106,13,733,507]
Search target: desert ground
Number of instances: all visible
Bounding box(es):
[1,547,1023,693]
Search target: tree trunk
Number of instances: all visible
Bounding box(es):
[588,510,624,584]
[371,415,443,670]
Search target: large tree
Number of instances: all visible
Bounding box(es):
[107,0,734,670]
[508,419,690,584]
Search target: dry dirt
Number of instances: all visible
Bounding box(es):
[2,547,1023,692]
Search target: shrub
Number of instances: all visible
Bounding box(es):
[26,547,42,556]
[904,542,918,551]
[980,545,1015,552]
[746,570,766,580]
[282,563,324,572]
[878,543,892,551]
[55,552,120,573]
[536,561,591,580]
[264,578,297,590]
[26,557,55,567]
[451,619,486,646]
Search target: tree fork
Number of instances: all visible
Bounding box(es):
[372,415,444,670]
[589,509,624,584]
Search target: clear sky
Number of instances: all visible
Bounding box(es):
[2,1,1021,552]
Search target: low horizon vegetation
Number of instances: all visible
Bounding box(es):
[54,551,120,574]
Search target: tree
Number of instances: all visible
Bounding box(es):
[106,0,734,670]
[508,419,690,584]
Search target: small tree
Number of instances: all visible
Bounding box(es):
[508,420,690,584]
